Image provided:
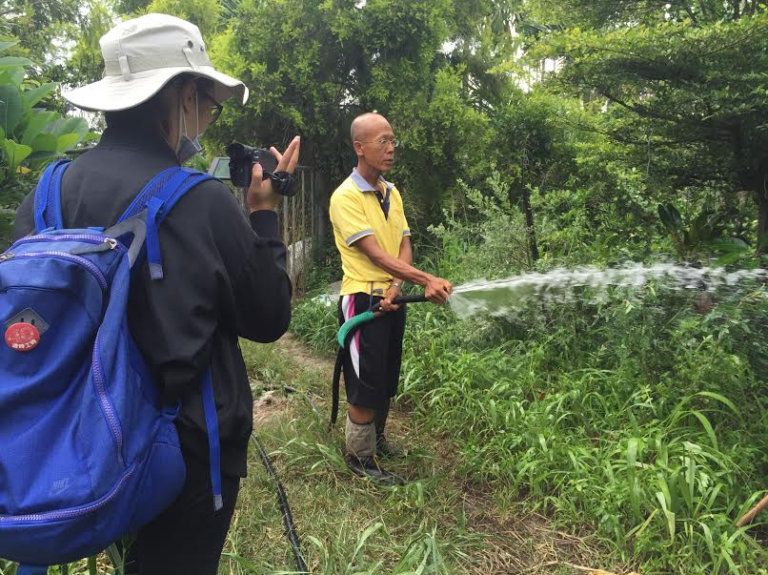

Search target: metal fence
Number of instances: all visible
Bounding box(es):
[209,157,322,298]
[277,166,319,298]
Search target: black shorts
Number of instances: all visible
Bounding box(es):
[338,293,407,409]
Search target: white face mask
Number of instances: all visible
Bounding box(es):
[176,92,204,163]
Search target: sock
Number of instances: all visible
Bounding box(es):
[345,414,376,458]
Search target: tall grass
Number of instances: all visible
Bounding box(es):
[225,522,449,575]
[292,213,768,575]
[292,283,768,574]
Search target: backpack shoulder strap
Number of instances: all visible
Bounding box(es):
[116,168,224,512]
[33,159,71,233]
[117,167,214,280]
[201,367,223,511]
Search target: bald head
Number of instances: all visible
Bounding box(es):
[350,113,391,143]
[350,112,396,175]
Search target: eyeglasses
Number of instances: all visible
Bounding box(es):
[201,92,223,124]
[357,138,399,148]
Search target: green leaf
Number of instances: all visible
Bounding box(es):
[0,41,19,54]
[56,133,81,152]
[4,67,24,87]
[695,391,740,415]
[24,152,59,170]
[0,83,24,136]
[31,132,58,153]
[714,252,745,266]
[220,552,260,572]
[627,437,639,471]
[1,138,32,173]
[710,237,750,254]
[721,548,741,575]
[22,111,59,146]
[0,56,33,68]
[47,116,89,140]
[700,522,716,565]
[689,211,720,243]
[689,410,718,450]
[346,523,384,575]
[104,543,123,571]
[627,437,641,521]
[628,508,658,540]
[658,203,683,233]
[24,83,58,107]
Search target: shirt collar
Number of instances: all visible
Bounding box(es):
[351,168,394,193]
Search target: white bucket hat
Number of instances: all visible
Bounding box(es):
[62,13,249,112]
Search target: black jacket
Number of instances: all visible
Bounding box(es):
[13,124,292,477]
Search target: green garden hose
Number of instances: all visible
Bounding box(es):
[337,311,376,348]
[331,293,428,425]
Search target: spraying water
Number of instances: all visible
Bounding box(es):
[448,263,768,319]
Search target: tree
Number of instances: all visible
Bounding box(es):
[529,5,768,248]
[203,0,512,229]
[144,0,221,37]
[66,0,117,88]
[527,0,767,27]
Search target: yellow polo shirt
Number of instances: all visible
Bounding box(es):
[329,169,411,296]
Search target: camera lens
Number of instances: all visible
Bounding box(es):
[226,143,253,160]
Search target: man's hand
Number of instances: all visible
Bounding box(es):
[380,284,402,312]
[247,136,301,212]
[424,275,452,304]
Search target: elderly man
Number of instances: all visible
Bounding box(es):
[329,113,452,484]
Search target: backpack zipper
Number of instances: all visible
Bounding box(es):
[13,234,120,248]
[0,252,109,291]
[93,336,125,467]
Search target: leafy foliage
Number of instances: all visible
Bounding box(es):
[294,261,768,574]
[0,41,92,248]
[530,9,768,245]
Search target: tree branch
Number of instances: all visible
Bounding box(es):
[599,88,685,123]
[682,2,699,23]
[560,116,701,147]
[697,0,710,19]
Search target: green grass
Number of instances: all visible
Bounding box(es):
[224,339,479,574]
[223,338,611,575]
[289,285,768,575]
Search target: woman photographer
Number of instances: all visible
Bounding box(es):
[12,13,299,574]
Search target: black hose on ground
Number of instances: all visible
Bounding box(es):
[251,433,308,574]
[330,339,345,428]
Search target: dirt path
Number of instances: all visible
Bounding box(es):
[232,334,634,575]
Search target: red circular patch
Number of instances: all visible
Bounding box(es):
[5,322,40,352]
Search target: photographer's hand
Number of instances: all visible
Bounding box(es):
[247,136,301,212]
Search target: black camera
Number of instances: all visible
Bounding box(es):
[226,142,297,196]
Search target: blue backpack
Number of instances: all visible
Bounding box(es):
[0,161,225,573]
